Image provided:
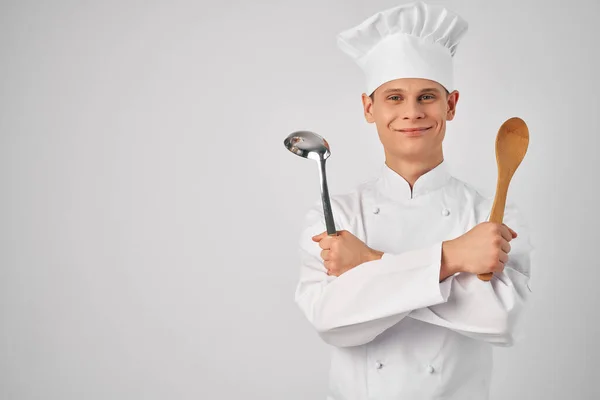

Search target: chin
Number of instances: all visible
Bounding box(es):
[387,143,427,157]
[387,149,425,162]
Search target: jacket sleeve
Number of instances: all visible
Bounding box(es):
[407,201,535,346]
[294,201,454,348]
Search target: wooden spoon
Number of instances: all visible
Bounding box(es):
[478,117,529,281]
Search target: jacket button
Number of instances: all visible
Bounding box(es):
[373,207,380,214]
[427,365,435,373]
[375,361,383,369]
[441,208,450,217]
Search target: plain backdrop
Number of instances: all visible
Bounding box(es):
[1,0,599,399]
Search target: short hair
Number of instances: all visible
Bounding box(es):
[369,87,450,103]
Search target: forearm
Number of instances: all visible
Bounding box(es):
[296,242,453,347]
[409,232,533,345]
[408,266,531,345]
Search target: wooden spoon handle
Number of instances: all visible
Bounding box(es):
[477,172,509,281]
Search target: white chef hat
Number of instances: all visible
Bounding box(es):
[336,1,468,96]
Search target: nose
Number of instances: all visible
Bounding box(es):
[402,99,425,120]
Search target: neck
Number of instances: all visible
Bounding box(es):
[384,153,444,190]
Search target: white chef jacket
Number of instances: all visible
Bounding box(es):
[294,160,534,400]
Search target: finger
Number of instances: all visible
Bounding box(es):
[498,225,512,242]
[318,236,334,250]
[324,261,337,275]
[502,224,518,239]
[500,239,511,254]
[320,249,330,261]
[312,231,327,242]
[499,251,509,264]
[494,261,505,273]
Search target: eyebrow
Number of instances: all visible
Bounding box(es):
[382,87,442,95]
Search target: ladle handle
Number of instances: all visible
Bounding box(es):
[477,172,509,281]
[318,158,337,236]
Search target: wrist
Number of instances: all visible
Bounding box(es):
[441,240,460,279]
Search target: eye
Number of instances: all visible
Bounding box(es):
[388,95,402,101]
[420,94,435,101]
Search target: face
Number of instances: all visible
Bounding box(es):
[361,78,459,164]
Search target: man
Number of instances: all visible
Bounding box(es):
[293,2,534,399]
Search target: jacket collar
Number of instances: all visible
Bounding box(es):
[378,160,451,201]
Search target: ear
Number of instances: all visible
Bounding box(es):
[362,93,375,123]
[446,90,460,121]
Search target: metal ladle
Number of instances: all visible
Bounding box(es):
[284,131,337,236]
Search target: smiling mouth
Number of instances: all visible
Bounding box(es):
[396,127,431,132]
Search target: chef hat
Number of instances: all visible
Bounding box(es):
[336,1,468,96]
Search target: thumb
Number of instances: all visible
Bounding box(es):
[312,231,327,241]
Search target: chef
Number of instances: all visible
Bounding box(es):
[293,2,535,399]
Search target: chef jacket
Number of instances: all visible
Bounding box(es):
[294,160,534,400]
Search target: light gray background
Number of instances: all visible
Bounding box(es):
[1,0,598,399]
